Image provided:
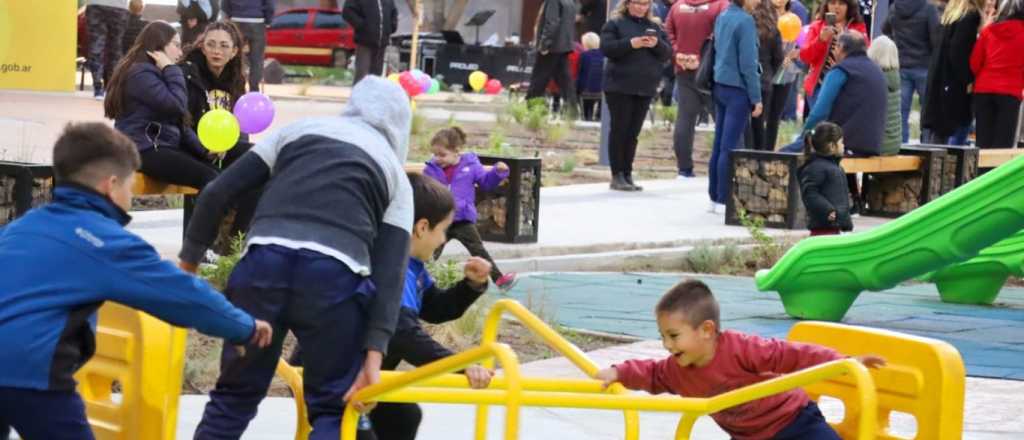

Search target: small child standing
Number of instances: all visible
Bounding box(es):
[596,279,884,440]
[797,122,853,236]
[425,127,517,292]
[362,172,495,440]
[577,32,605,122]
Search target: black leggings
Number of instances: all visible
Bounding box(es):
[605,92,653,176]
[138,144,259,240]
[433,221,503,282]
[974,93,1022,148]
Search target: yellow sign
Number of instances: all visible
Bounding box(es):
[0,0,77,92]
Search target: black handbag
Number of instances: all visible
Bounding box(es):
[695,37,715,95]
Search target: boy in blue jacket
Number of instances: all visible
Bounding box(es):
[0,123,272,440]
[360,172,494,440]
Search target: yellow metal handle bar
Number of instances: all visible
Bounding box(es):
[477,299,640,440]
[341,343,523,440]
[351,360,876,440]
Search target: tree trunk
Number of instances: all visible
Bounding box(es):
[443,0,470,30]
[428,0,447,32]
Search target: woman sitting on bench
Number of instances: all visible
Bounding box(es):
[105,21,257,253]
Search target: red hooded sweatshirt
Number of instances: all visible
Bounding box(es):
[665,0,728,73]
[970,19,1024,98]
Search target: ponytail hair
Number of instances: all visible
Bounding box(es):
[431,126,468,152]
[803,121,844,157]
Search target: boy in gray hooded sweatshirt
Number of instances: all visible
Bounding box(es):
[181,76,413,440]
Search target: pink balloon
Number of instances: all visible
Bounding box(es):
[484,78,502,95]
[399,71,422,97]
[233,92,275,134]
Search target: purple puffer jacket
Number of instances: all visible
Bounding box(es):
[423,152,509,224]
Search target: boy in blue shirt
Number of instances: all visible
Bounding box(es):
[0,122,272,440]
[361,172,494,440]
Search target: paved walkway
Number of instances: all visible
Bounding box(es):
[127,179,888,262]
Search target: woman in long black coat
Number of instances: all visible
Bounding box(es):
[921,0,983,145]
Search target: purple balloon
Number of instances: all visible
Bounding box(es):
[796,25,809,47]
[414,72,431,94]
[233,92,275,134]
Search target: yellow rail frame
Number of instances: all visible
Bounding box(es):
[318,299,879,440]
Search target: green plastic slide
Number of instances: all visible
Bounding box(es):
[919,229,1024,305]
[755,155,1024,321]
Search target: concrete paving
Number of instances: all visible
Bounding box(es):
[126,178,888,263]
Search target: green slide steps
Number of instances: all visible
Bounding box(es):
[755,154,1024,321]
[919,229,1024,305]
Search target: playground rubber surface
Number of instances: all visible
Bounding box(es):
[506,273,1024,380]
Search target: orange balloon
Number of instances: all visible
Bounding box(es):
[778,13,801,43]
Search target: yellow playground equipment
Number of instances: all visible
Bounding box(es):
[78,299,965,440]
[75,303,189,440]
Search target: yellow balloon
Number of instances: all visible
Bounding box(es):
[388,73,401,83]
[778,13,801,43]
[468,71,488,92]
[197,109,240,153]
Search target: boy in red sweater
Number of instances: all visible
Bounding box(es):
[596,279,885,440]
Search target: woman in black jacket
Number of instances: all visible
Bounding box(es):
[178,21,259,248]
[921,0,983,145]
[105,21,208,180]
[747,0,785,150]
[600,0,672,191]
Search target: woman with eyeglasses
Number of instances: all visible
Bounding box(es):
[105,21,256,254]
[176,20,259,250]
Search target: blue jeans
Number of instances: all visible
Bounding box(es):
[0,387,95,440]
[948,124,971,146]
[194,245,372,440]
[900,67,929,143]
[770,401,841,439]
[709,83,753,204]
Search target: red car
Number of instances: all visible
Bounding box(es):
[266,7,356,68]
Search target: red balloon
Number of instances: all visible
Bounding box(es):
[399,71,422,97]
[484,78,503,95]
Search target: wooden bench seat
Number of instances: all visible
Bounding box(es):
[132,172,198,196]
[978,148,1024,168]
[840,155,922,173]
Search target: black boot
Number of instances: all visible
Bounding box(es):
[610,173,633,191]
[624,173,643,191]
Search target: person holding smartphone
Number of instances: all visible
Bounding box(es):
[600,0,672,192]
[799,0,867,103]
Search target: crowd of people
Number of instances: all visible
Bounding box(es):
[527,0,1024,217]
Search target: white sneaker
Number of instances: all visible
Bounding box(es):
[708,202,718,213]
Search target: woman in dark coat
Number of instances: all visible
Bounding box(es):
[600,0,672,191]
[747,0,785,150]
[921,0,984,145]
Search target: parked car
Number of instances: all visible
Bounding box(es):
[266,7,355,68]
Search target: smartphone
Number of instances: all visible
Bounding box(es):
[825,12,837,26]
[645,28,658,37]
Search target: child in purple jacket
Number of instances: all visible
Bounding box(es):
[424,127,518,292]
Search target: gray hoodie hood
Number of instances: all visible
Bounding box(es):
[342,75,412,163]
